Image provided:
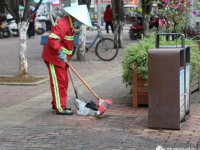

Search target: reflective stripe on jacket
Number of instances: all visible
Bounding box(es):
[42,16,74,67]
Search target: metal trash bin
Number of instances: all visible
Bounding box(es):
[148,33,190,130]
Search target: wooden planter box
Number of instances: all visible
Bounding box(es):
[191,72,200,93]
[133,67,148,107]
[132,68,199,108]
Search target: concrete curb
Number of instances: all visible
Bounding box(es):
[0,75,49,86]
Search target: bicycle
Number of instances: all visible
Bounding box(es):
[72,24,118,61]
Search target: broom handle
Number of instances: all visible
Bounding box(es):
[49,14,55,26]
[66,61,99,100]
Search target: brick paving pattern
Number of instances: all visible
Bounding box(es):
[0,29,199,150]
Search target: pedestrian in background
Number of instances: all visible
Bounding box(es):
[104,5,114,34]
[27,9,36,39]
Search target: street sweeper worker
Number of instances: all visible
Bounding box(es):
[42,5,92,115]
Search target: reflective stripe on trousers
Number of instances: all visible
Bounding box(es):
[44,60,68,113]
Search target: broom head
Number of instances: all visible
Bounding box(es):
[96,99,112,115]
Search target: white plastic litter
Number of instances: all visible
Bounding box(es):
[75,99,97,116]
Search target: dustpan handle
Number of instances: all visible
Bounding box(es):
[66,61,99,100]
[68,68,79,99]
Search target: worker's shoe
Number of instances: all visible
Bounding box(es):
[57,109,74,115]
[52,106,71,111]
[52,105,56,110]
[65,107,71,110]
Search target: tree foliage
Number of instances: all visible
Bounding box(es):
[4,0,43,24]
[122,31,200,92]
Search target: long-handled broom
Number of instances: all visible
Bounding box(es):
[66,61,112,115]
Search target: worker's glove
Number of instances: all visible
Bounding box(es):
[58,50,66,62]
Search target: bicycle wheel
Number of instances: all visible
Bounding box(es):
[95,38,118,61]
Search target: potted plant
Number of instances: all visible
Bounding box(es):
[122,32,200,107]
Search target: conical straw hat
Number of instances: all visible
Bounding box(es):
[63,5,93,27]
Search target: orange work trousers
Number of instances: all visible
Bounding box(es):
[45,60,68,113]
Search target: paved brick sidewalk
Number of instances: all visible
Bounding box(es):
[0,30,199,150]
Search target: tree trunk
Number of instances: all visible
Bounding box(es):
[77,0,91,61]
[0,0,5,13]
[4,0,43,77]
[142,0,153,35]
[113,21,123,47]
[18,21,29,76]
[113,21,117,41]
[118,21,123,48]
[78,0,91,9]
[77,25,86,61]
[112,0,124,48]
[113,22,123,48]
[143,15,150,35]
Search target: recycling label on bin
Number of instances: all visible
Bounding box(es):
[186,65,190,111]
[180,69,185,121]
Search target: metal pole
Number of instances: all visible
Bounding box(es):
[97,0,102,26]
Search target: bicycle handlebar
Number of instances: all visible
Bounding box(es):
[93,23,100,29]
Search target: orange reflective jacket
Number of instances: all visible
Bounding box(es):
[42,16,74,67]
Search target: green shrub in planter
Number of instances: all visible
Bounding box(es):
[122,33,200,92]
